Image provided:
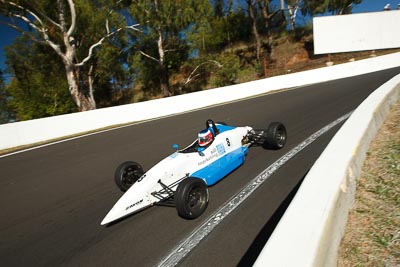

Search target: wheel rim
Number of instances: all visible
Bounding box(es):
[122,166,141,187]
[275,126,286,147]
[188,186,206,210]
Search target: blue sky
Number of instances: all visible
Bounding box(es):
[0,0,399,79]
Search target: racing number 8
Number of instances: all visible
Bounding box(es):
[226,138,231,147]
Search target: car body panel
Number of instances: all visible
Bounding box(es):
[101,124,252,225]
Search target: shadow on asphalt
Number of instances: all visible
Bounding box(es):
[237,171,308,267]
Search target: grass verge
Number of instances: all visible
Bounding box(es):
[338,100,400,266]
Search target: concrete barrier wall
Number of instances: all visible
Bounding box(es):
[314,10,400,54]
[253,73,400,267]
[1,52,400,151]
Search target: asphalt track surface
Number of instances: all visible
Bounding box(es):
[1,67,399,267]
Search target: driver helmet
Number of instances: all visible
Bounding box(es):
[198,128,213,147]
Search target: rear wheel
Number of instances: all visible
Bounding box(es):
[114,161,144,192]
[175,178,209,219]
[265,122,287,149]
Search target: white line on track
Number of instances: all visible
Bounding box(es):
[156,111,353,267]
[0,123,141,158]
[0,86,302,159]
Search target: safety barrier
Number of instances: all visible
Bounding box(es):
[253,73,400,266]
[1,52,400,151]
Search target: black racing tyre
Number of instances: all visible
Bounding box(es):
[114,161,144,192]
[265,122,287,150]
[175,178,209,219]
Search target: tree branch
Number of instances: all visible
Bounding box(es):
[0,21,46,44]
[3,2,45,33]
[2,1,142,70]
[75,24,142,67]
[139,50,159,63]
[4,1,46,28]
[184,60,222,85]
[1,2,65,60]
[20,1,62,30]
[66,0,76,37]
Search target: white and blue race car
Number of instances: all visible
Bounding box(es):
[101,119,286,225]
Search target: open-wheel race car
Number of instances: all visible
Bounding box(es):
[101,119,287,225]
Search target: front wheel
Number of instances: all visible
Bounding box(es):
[114,161,144,192]
[265,122,287,149]
[175,178,209,219]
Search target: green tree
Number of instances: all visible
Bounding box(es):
[246,0,262,61]
[301,0,327,16]
[4,36,76,120]
[0,0,137,112]
[214,0,224,18]
[241,0,282,75]
[328,0,362,15]
[0,70,13,124]
[128,0,212,97]
[301,0,362,16]
[212,53,240,87]
[188,5,251,55]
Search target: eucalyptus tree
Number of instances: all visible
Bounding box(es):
[301,0,362,16]
[0,0,138,112]
[128,0,212,97]
[286,0,301,30]
[300,0,327,16]
[4,36,76,120]
[0,70,13,123]
[245,0,281,66]
[188,1,250,55]
[328,0,362,15]
[246,0,262,61]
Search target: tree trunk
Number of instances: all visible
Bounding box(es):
[259,0,274,63]
[59,0,95,111]
[157,29,171,97]
[3,0,134,112]
[87,63,97,109]
[65,64,96,111]
[247,0,261,62]
[288,4,298,31]
[159,63,170,97]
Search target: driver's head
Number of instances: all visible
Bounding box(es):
[198,128,213,147]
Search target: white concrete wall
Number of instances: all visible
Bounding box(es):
[253,73,400,267]
[314,10,400,54]
[1,52,400,151]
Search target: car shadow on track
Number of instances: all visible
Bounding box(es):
[237,171,308,267]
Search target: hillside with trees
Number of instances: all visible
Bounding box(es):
[0,0,368,122]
